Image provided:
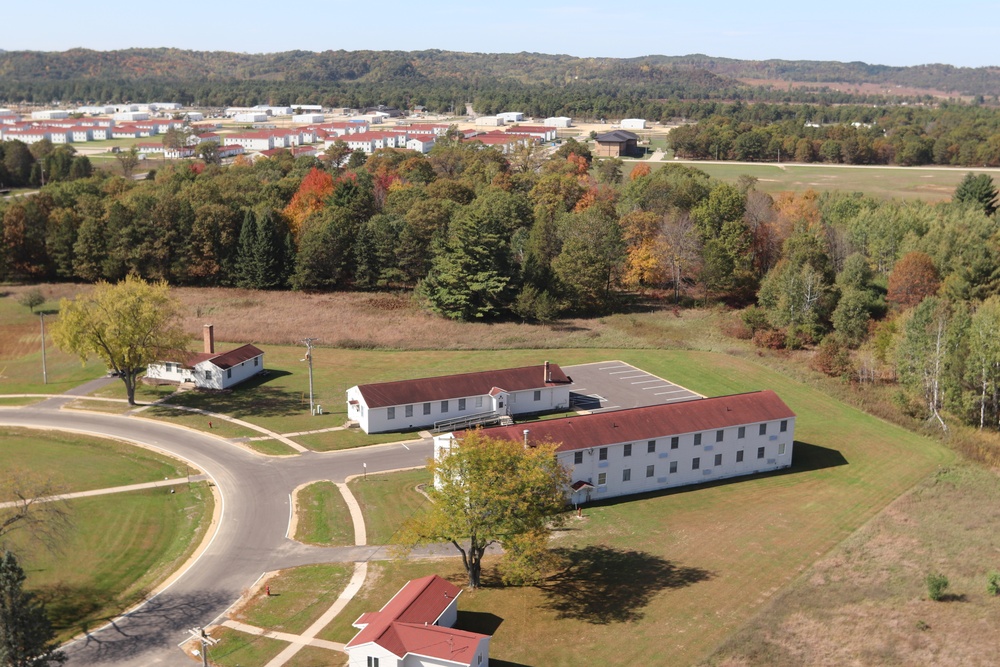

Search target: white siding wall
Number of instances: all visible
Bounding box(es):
[208,354,264,390]
[146,362,192,384]
[351,386,568,434]
[563,418,796,503]
[347,643,399,667]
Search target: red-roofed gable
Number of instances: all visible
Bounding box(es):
[346,575,488,666]
[357,364,570,408]
[207,344,264,370]
[462,390,793,451]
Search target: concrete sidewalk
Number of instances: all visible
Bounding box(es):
[0,475,207,509]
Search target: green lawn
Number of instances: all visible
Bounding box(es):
[292,428,418,452]
[232,564,353,635]
[348,468,432,545]
[283,646,346,667]
[7,483,212,642]
[294,482,354,546]
[206,627,287,667]
[0,396,44,406]
[1,427,193,497]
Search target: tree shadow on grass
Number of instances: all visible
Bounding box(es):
[537,545,712,624]
[160,369,308,418]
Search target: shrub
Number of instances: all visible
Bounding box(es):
[926,573,949,601]
[753,329,786,350]
[987,571,1000,596]
[812,335,853,377]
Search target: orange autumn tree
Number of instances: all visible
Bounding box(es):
[630,163,651,181]
[283,167,335,238]
[620,210,666,288]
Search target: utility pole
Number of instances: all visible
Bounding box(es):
[301,337,317,415]
[39,313,47,385]
[186,627,219,667]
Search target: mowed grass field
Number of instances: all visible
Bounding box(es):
[657,161,977,201]
[1,427,194,496]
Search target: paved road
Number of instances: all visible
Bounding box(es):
[0,402,433,667]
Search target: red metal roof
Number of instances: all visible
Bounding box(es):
[346,575,487,665]
[206,344,264,370]
[460,390,795,451]
[357,364,571,408]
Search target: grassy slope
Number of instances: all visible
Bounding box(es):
[7,483,212,641]
[0,427,192,497]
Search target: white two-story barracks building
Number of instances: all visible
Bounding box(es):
[435,390,795,503]
[346,363,573,434]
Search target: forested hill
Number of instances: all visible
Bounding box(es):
[2,48,997,114]
[644,55,1000,97]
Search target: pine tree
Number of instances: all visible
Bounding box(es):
[234,209,259,288]
[953,172,998,216]
[0,551,66,667]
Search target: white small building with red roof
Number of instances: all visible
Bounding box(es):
[435,390,795,504]
[347,362,573,434]
[345,574,490,667]
[146,325,264,390]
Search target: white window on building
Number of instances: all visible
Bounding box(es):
[441,400,449,413]
[597,472,607,486]
[692,457,700,470]
[622,468,631,482]
[757,446,765,459]
[780,419,788,432]
[623,444,632,457]
[647,440,656,453]
[205,371,212,380]
[574,451,583,464]
[646,464,654,478]
[694,433,702,446]
[423,402,431,415]
[459,398,466,411]
[669,461,678,473]
[475,396,483,408]
[405,405,413,418]
[254,357,258,366]
[598,447,608,461]
[227,368,232,379]
[670,437,679,449]
[738,426,745,439]
[533,390,541,401]
[716,429,724,443]
[368,657,380,667]
[714,453,722,466]
[387,407,396,420]
[779,442,786,455]
[759,423,767,436]
[736,450,744,462]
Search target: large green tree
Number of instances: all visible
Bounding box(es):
[51,275,190,405]
[0,551,65,667]
[953,172,998,216]
[406,432,569,588]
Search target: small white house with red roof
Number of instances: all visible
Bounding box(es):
[146,325,264,390]
[347,363,573,434]
[345,574,490,667]
[435,390,796,504]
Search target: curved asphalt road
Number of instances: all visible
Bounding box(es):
[0,399,433,666]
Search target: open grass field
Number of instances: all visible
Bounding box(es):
[293,482,354,547]
[6,483,212,642]
[654,161,976,201]
[206,627,286,667]
[0,427,194,497]
[349,468,432,545]
[708,463,1000,667]
[231,563,353,636]
[283,646,347,667]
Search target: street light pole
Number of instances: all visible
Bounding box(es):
[301,337,316,415]
[39,313,47,385]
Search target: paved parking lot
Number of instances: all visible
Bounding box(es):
[563,361,703,413]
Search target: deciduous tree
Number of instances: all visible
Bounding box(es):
[0,551,66,667]
[405,432,569,588]
[51,274,190,405]
[887,251,940,310]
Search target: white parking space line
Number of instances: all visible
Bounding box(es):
[655,389,693,396]
[587,393,607,400]
[631,379,661,385]
[642,385,672,390]
[599,365,628,370]
[591,405,621,412]
[618,374,648,380]
[608,370,635,375]
[661,396,700,402]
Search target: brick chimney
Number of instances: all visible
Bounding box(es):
[203,324,215,354]
[544,360,551,383]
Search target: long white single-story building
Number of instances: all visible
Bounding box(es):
[347,363,573,434]
[435,390,796,504]
[146,325,264,391]
[345,574,490,667]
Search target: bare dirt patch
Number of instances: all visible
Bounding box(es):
[739,78,970,101]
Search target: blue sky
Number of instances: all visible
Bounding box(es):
[2,0,996,68]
